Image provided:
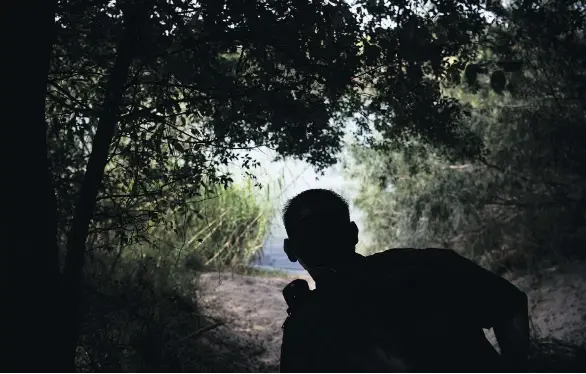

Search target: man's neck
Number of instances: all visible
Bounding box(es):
[308,252,365,287]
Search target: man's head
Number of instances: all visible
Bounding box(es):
[282,189,359,269]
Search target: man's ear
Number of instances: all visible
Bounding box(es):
[283,238,298,262]
[349,221,359,245]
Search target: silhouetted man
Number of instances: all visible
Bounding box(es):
[279,189,530,372]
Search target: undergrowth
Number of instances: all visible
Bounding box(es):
[75,180,277,371]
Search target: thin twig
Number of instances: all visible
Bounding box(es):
[178,322,226,342]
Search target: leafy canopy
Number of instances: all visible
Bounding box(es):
[48,0,494,251]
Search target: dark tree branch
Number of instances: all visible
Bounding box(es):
[60,2,155,368]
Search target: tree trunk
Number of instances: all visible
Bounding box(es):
[60,3,153,370]
[2,0,61,371]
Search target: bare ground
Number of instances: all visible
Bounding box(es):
[509,262,586,344]
[193,263,586,372]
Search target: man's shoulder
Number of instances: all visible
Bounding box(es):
[360,247,497,297]
[366,247,458,259]
[364,247,460,271]
[365,248,524,299]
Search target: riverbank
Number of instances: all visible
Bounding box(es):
[193,262,585,372]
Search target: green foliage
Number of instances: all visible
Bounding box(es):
[46,0,496,260]
[23,0,586,370]
[77,179,274,371]
[77,250,270,372]
[43,5,500,366]
[347,0,586,275]
[87,178,274,273]
[45,0,518,274]
[77,255,202,371]
[149,179,273,271]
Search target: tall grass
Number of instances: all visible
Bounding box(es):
[191,180,275,270]
[118,178,277,273]
[76,178,280,371]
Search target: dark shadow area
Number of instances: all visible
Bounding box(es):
[77,254,276,372]
[528,337,586,372]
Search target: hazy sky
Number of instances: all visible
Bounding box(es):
[230,145,367,244]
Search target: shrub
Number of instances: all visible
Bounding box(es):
[76,179,275,370]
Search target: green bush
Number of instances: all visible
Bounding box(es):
[76,179,276,371]
[77,256,202,372]
[114,179,275,273]
[344,6,586,273]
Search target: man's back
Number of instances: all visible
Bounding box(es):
[280,248,525,372]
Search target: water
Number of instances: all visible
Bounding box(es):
[252,241,307,274]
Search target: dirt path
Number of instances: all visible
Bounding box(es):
[193,272,313,372]
[510,262,586,344]
[194,264,585,372]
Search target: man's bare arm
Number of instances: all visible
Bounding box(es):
[441,250,531,370]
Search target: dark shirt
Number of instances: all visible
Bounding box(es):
[280,248,526,372]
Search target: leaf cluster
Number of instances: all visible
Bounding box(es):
[347,0,586,272]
